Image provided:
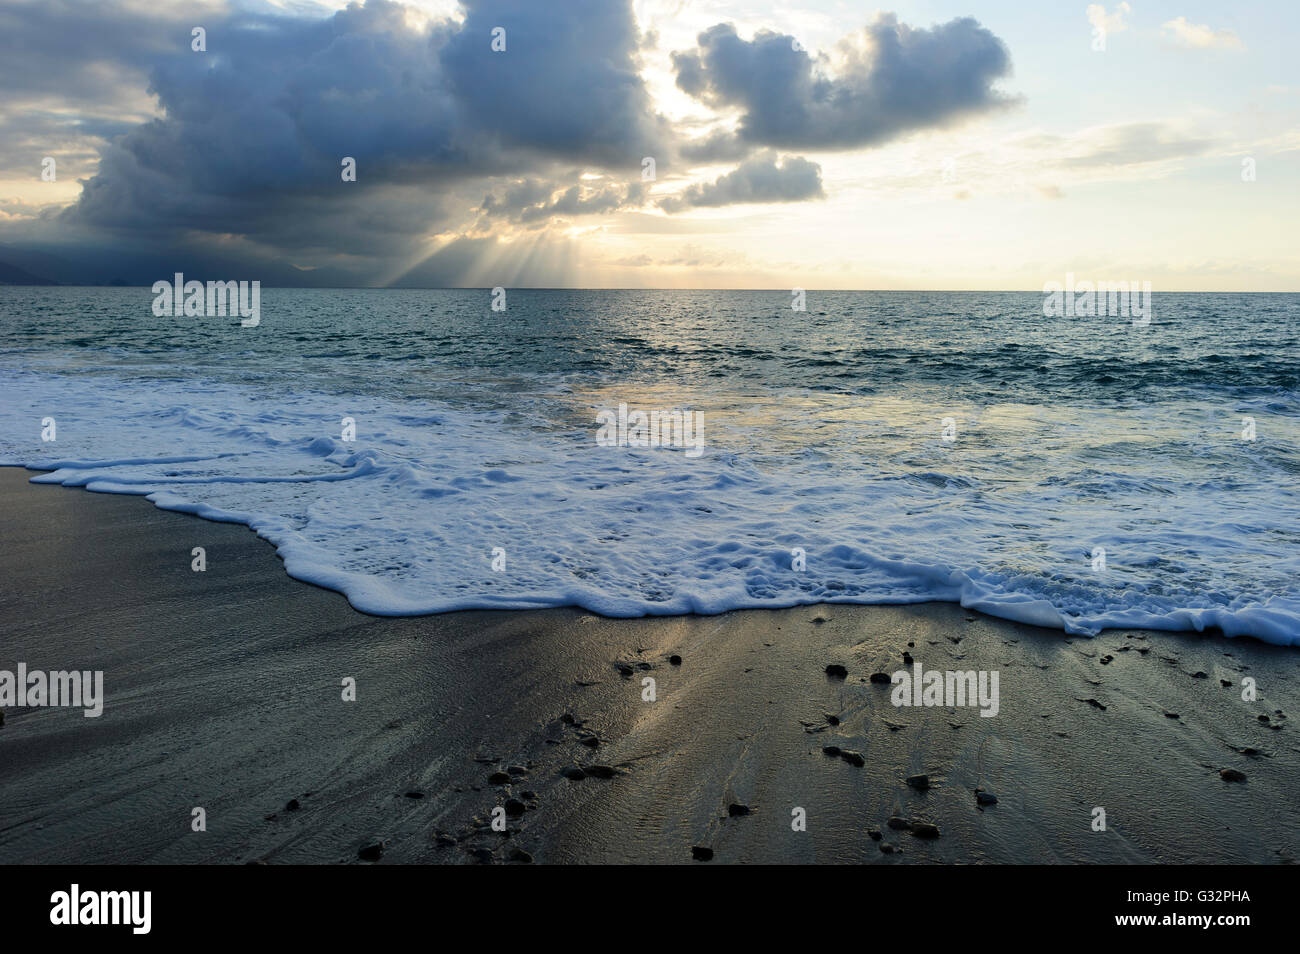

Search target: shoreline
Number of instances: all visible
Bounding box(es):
[1,467,1296,863]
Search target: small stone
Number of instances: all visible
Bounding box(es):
[488,771,512,785]
[1219,768,1247,782]
[821,745,841,757]
[902,652,914,666]
[469,847,493,863]
[585,764,618,779]
[825,714,840,726]
[507,765,528,776]
[580,735,600,748]
[508,848,534,864]
[868,829,882,841]
[504,798,526,817]
[285,798,301,811]
[358,841,385,862]
[887,816,911,830]
[1164,711,1179,719]
[825,664,848,679]
[880,843,896,854]
[976,790,998,805]
[1192,671,1208,679]
[840,750,865,767]
[561,766,587,780]
[692,846,714,861]
[1099,655,1113,665]
[906,774,930,790]
[561,713,576,725]
[728,803,752,817]
[870,673,892,684]
[911,822,940,839]
[670,654,682,666]
[1258,715,1270,723]
[434,832,456,847]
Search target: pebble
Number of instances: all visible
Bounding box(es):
[728,803,752,817]
[887,816,911,830]
[1219,768,1247,782]
[822,745,841,757]
[670,654,682,665]
[868,829,882,841]
[911,822,941,839]
[975,790,998,805]
[906,774,930,790]
[580,735,601,748]
[840,750,865,767]
[561,767,587,780]
[692,846,714,861]
[870,673,892,684]
[504,798,526,817]
[825,664,848,679]
[469,847,493,863]
[358,841,385,862]
[585,764,618,779]
[902,652,914,666]
[285,798,301,811]
[488,771,512,785]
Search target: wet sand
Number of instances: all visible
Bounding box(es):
[1,466,1296,864]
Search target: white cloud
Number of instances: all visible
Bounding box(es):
[1086,2,1131,35]
[1161,16,1245,51]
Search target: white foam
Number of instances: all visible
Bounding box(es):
[3,367,1298,645]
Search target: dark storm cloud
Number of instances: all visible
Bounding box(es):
[659,152,823,211]
[480,178,649,225]
[672,14,1013,155]
[6,0,669,272]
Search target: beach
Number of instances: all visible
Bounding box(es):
[2,466,1295,864]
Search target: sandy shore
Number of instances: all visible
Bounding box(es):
[1,466,1296,864]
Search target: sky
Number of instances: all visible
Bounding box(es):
[0,0,1297,289]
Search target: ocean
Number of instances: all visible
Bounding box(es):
[2,287,1297,643]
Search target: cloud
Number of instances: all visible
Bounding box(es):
[659,152,824,211]
[0,0,670,283]
[672,14,1013,155]
[1161,17,1245,51]
[1086,3,1131,36]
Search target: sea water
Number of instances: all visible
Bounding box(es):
[1,287,1297,643]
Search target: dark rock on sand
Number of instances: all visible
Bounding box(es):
[1219,768,1247,782]
[728,803,752,817]
[509,848,534,864]
[902,652,914,666]
[692,846,714,861]
[504,798,527,817]
[880,843,897,854]
[670,654,682,666]
[840,750,865,767]
[358,841,385,861]
[469,847,493,863]
[488,771,512,785]
[870,672,892,684]
[561,766,587,780]
[825,663,848,680]
[1080,698,1107,711]
[822,745,841,757]
[825,714,840,726]
[911,822,940,839]
[285,798,301,811]
[906,774,930,791]
[976,790,998,805]
[868,829,882,840]
[585,764,618,779]
[580,735,600,748]
[507,765,528,776]
[887,816,912,831]
[434,832,457,847]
